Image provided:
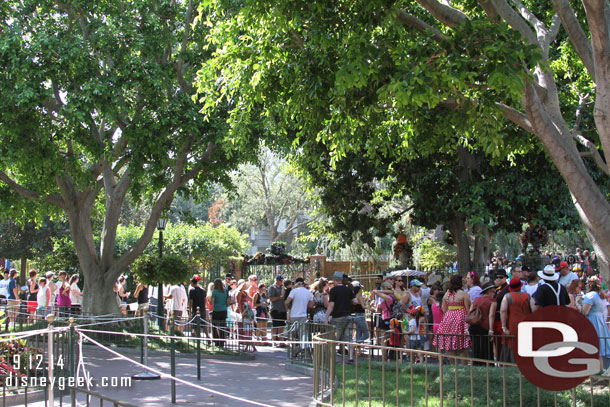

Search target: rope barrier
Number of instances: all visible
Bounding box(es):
[75,327,315,345]
[77,331,278,407]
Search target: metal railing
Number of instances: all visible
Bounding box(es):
[312,330,610,407]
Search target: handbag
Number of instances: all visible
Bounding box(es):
[465,304,483,325]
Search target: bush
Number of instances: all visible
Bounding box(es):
[132,253,193,285]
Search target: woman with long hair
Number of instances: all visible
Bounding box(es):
[210,278,229,348]
[252,283,269,343]
[582,276,610,369]
[466,272,482,302]
[69,274,82,314]
[433,275,471,360]
[311,279,329,323]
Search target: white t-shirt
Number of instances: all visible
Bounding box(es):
[70,282,82,305]
[288,286,313,318]
[558,272,578,287]
[37,285,51,307]
[0,278,9,297]
[408,318,418,341]
[169,285,187,312]
[523,283,539,296]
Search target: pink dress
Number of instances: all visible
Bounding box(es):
[431,303,444,333]
[433,292,471,351]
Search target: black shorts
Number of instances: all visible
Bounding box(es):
[270,310,287,327]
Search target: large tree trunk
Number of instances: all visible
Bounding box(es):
[473,224,490,275]
[81,263,121,315]
[449,217,471,275]
[523,79,610,283]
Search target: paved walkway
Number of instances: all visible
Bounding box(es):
[27,345,313,407]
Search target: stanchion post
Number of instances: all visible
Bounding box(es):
[170,311,176,404]
[132,304,160,380]
[196,307,201,381]
[69,318,75,377]
[46,314,55,407]
[140,313,145,364]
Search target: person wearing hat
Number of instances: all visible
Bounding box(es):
[267,275,287,346]
[498,278,532,362]
[558,261,578,287]
[531,265,570,310]
[400,279,423,313]
[470,283,496,363]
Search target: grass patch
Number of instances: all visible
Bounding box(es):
[330,360,609,407]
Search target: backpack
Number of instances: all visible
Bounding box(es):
[390,295,404,319]
[465,304,483,325]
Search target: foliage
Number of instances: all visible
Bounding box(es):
[0,337,43,384]
[414,237,456,271]
[132,253,192,285]
[0,218,68,262]
[0,0,262,313]
[220,146,318,248]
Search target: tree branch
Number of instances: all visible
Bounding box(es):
[396,10,446,43]
[0,171,66,209]
[414,0,468,27]
[496,103,535,133]
[487,0,538,44]
[550,0,595,81]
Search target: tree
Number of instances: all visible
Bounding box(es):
[221,146,318,249]
[197,0,610,279]
[0,1,254,313]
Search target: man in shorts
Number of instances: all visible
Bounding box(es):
[268,275,286,346]
[325,272,357,361]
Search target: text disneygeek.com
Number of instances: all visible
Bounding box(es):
[5,374,132,390]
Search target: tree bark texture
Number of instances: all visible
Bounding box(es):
[473,224,491,275]
[449,217,471,275]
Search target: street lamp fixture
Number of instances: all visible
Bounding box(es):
[156,218,167,329]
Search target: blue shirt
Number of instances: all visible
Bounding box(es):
[211,289,228,312]
[7,278,16,300]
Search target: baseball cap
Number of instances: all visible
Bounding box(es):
[559,261,569,269]
[332,271,344,280]
[295,277,305,284]
[225,273,233,279]
[410,280,423,287]
[352,281,361,287]
[274,274,284,281]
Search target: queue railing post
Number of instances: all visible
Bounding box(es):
[46,314,55,407]
[132,304,160,380]
[196,307,201,381]
[170,311,176,404]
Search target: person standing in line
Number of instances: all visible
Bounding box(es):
[285,277,314,355]
[466,272,482,302]
[188,278,206,335]
[7,270,20,325]
[531,265,570,310]
[268,275,287,347]
[499,278,532,362]
[433,275,471,362]
[26,270,39,322]
[133,279,149,316]
[488,269,509,358]
[36,277,51,319]
[165,283,186,334]
[468,283,495,363]
[210,278,229,348]
[55,271,71,317]
[325,272,356,362]
[0,269,10,303]
[252,283,269,343]
[351,281,370,345]
[69,274,82,314]
[582,276,610,369]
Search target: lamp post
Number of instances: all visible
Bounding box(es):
[157,218,167,328]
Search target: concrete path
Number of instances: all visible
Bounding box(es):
[24,345,313,407]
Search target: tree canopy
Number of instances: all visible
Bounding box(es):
[196,0,610,278]
[0,0,259,313]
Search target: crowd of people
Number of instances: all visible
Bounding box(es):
[0,268,82,328]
